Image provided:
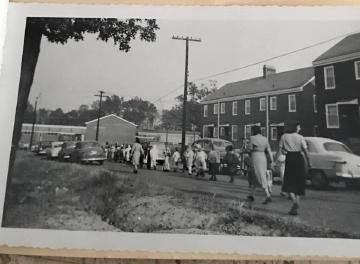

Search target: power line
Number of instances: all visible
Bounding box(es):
[151,29,360,104]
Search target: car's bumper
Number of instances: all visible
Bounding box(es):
[81,157,106,161]
[335,172,360,179]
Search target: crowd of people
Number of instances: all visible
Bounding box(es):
[104,122,309,216]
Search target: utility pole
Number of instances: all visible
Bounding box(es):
[94,90,105,141]
[172,36,201,154]
[29,94,41,150]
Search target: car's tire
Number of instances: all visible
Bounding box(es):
[98,160,104,165]
[310,170,328,189]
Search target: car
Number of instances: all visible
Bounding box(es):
[58,141,77,161]
[45,141,64,159]
[193,138,233,162]
[37,141,51,155]
[305,137,360,189]
[70,141,106,165]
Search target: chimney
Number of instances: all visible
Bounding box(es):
[263,65,276,78]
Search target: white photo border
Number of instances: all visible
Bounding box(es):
[1,3,360,258]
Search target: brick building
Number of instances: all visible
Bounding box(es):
[200,65,318,149]
[312,33,360,143]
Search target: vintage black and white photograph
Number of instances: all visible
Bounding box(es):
[1,4,360,255]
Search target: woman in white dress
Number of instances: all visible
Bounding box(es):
[247,125,274,204]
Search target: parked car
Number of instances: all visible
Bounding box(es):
[70,141,106,165]
[305,137,360,189]
[58,141,77,161]
[46,141,64,159]
[30,144,39,152]
[193,138,233,162]
[37,141,51,155]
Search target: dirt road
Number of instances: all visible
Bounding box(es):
[105,161,360,235]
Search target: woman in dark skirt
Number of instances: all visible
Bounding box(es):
[279,123,310,216]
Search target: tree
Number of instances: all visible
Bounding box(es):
[122,97,157,126]
[8,18,159,182]
[162,81,217,130]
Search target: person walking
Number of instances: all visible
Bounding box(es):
[279,123,310,216]
[131,138,144,173]
[246,125,274,204]
[194,144,207,177]
[149,145,158,170]
[183,145,194,176]
[171,148,181,172]
[223,145,240,183]
[163,146,171,172]
[208,145,220,181]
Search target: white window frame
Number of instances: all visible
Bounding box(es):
[220,127,225,137]
[270,96,277,110]
[244,125,252,139]
[213,103,219,115]
[220,102,226,114]
[288,94,296,112]
[231,125,238,141]
[355,61,360,80]
[232,101,238,116]
[245,100,251,115]
[203,105,208,117]
[259,98,266,111]
[313,94,317,113]
[213,126,218,138]
[324,65,336,90]
[271,127,278,141]
[326,103,340,129]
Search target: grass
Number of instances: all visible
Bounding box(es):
[3,151,360,238]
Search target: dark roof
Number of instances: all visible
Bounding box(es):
[202,67,314,102]
[313,33,360,63]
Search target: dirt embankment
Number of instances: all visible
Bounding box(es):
[3,151,359,238]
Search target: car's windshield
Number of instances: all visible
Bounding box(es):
[212,141,224,147]
[65,142,76,148]
[324,142,352,153]
[81,142,100,148]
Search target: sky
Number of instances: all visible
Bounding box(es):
[28,19,360,112]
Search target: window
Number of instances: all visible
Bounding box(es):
[231,125,238,141]
[326,104,340,128]
[203,126,207,137]
[313,94,317,113]
[260,127,266,137]
[244,125,252,139]
[213,127,218,138]
[324,142,352,153]
[245,100,251,115]
[259,98,266,111]
[220,103,226,114]
[232,101,238,115]
[213,103,219,115]
[271,127,278,141]
[324,66,336,89]
[204,105,208,117]
[288,94,296,112]
[270,96,277,110]
[220,127,225,137]
[355,61,360,80]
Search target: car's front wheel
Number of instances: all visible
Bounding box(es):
[310,170,328,189]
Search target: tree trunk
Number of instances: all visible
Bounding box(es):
[2,19,42,223]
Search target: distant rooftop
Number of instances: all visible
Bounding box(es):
[202,67,314,102]
[313,33,360,64]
